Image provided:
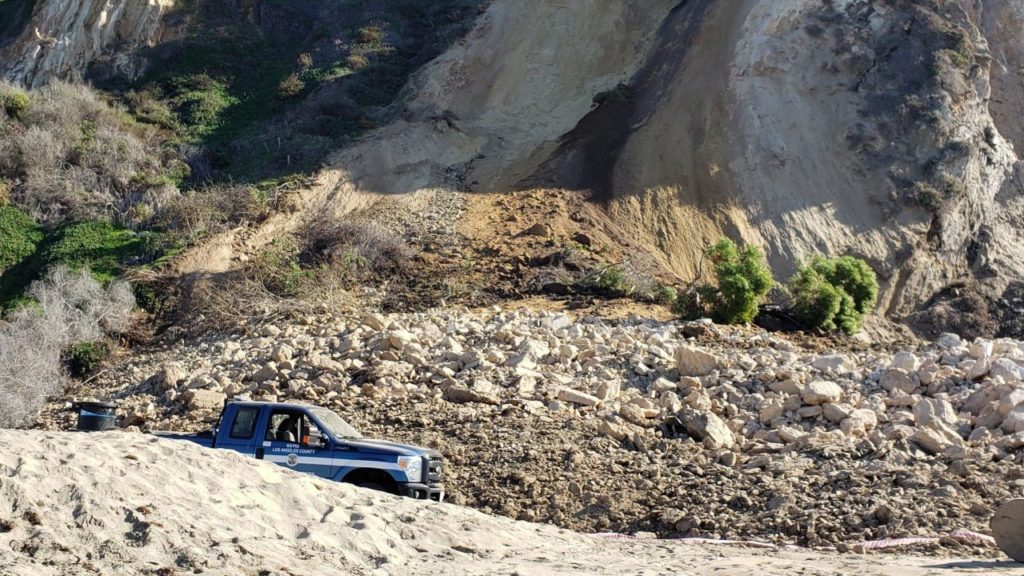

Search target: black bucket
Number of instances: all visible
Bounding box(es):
[74,401,117,431]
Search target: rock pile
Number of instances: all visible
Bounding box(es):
[43,308,1024,546]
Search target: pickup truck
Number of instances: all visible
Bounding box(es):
[158,400,444,501]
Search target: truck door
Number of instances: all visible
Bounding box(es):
[261,409,334,479]
[216,405,261,457]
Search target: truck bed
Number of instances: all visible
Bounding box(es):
[152,430,215,448]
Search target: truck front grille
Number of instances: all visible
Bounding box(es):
[427,456,443,484]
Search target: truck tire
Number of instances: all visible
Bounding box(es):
[354,481,387,493]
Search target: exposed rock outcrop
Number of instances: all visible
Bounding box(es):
[0,0,177,87]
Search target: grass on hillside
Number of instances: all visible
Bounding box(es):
[0,210,161,312]
[118,0,485,182]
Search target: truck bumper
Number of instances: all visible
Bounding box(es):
[400,483,445,502]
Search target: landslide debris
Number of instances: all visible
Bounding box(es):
[41,308,1024,548]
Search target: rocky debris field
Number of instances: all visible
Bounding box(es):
[43,308,1024,549]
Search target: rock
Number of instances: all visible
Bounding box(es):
[936,333,962,349]
[1002,404,1024,433]
[677,376,701,391]
[261,325,282,337]
[812,355,848,372]
[557,388,601,407]
[912,398,958,428]
[270,344,294,363]
[992,358,1023,382]
[879,369,916,394]
[619,403,649,426]
[769,379,803,394]
[520,223,552,237]
[969,341,994,379]
[840,409,878,437]
[507,352,538,371]
[718,451,738,467]
[758,400,784,424]
[516,375,538,396]
[361,314,387,331]
[152,364,186,392]
[822,403,852,423]
[992,499,1024,563]
[444,387,500,405]
[675,345,720,377]
[679,409,735,449]
[184,389,226,411]
[253,363,280,383]
[598,417,633,441]
[891,352,919,373]
[387,330,415,350]
[595,379,620,401]
[911,422,965,455]
[572,232,593,247]
[802,381,843,405]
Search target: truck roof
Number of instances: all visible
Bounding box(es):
[227,400,320,410]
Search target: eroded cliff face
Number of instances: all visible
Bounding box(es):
[0,0,177,87]
[246,0,1024,332]
[3,0,1022,333]
[534,0,1023,321]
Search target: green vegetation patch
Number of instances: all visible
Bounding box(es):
[0,220,154,310]
[789,255,878,334]
[683,239,774,325]
[0,205,43,272]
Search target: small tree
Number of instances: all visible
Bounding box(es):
[789,255,877,334]
[682,239,773,324]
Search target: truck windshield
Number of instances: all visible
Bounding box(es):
[309,407,362,439]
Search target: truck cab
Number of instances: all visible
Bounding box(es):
[161,401,444,501]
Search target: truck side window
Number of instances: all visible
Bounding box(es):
[229,407,259,439]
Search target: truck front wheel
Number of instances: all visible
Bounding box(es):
[354,481,387,493]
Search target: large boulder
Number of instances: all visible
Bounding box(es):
[802,381,843,405]
[184,389,226,411]
[678,409,735,449]
[675,345,720,377]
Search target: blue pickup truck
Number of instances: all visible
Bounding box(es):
[159,400,444,501]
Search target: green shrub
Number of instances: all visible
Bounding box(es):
[2,90,30,120]
[64,341,110,379]
[650,284,678,306]
[250,238,304,297]
[909,181,944,212]
[789,255,878,334]
[0,205,43,272]
[687,239,773,324]
[592,266,635,297]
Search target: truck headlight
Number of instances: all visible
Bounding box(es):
[397,456,423,482]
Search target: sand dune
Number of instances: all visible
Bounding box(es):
[0,430,1015,575]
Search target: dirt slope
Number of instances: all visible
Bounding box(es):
[5,0,1023,333]
[0,430,1016,575]
[167,0,1024,333]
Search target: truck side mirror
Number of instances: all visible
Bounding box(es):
[304,428,326,448]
